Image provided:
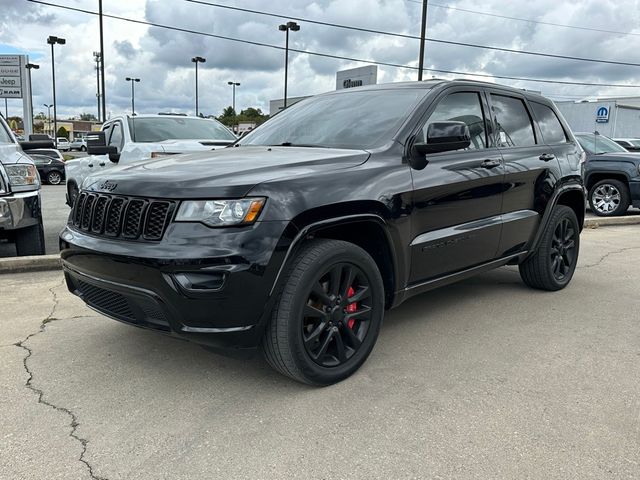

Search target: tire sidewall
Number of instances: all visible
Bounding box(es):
[283,243,384,385]
[546,207,580,288]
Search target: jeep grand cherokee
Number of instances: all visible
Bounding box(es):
[60,80,585,385]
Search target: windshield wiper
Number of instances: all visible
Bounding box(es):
[272,142,328,148]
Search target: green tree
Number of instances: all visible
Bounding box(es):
[56,126,69,139]
[79,113,98,121]
[34,112,47,120]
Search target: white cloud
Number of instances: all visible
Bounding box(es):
[2,0,640,119]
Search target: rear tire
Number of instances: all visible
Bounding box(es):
[588,179,630,217]
[262,239,384,386]
[519,205,579,291]
[47,170,62,185]
[15,222,46,256]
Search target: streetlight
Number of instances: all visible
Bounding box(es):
[47,35,66,148]
[191,56,206,116]
[93,52,102,121]
[227,81,240,114]
[25,63,39,133]
[278,21,300,109]
[43,103,53,136]
[125,77,140,116]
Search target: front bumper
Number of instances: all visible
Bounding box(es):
[60,220,295,351]
[0,190,41,232]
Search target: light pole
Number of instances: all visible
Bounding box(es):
[125,77,140,116]
[417,0,429,81]
[278,21,300,109]
[47,35,66,147]
[191,56,206,116]
[93,51,102,121]
[25,63,39,133]
[98,0,106,122]
[227,81,240,114]
[43,104,53,136]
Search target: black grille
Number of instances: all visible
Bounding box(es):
[72,193,174,241]
[76,280,134,319]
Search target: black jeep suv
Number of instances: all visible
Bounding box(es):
[60,80,585,385]
[575,132,640,216]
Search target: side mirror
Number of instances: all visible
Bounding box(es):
[415,121,472,156]
[20,140,55,151]
[108,151,120,163]
[86,131,107,155]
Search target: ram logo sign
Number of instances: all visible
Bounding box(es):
[595,106,610,123]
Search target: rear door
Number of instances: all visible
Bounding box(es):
[487,91,563,256]
[408,88,505,283]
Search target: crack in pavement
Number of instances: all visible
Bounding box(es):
[578,246,640,269]
[13,279,108,480]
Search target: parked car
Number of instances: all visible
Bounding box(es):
[69,138,87,151]
[0,116,52,256]
[29,148,66,185]
[612,138,640,152]
[575,132,640,216]
[64,114,237,206]
[61,80,585,385]
[56,137,71,151]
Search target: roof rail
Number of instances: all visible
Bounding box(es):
[157,112,188,116]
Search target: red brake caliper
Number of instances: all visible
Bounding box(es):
[345,286,357,329]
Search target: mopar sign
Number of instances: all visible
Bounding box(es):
[595,106,610,123]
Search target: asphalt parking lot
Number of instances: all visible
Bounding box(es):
[1,225,639,479]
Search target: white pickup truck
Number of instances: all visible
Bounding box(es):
[64,114,237,205]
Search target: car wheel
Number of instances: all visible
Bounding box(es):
[519,205,580,291]
[81,146,86,152]
[15,221,46,256]
[588,179,630,217]
[47,170,62,185]
[262,239,384,385]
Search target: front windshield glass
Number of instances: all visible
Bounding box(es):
[239,88,430,150]
[630,140,640,147]
[0,122,13,144]
[128,117,237,143]
[576,134,628,154]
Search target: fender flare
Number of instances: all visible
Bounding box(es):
[269,213,399,299]
[526,182,585,257]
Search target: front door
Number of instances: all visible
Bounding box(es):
[409,89,505,284]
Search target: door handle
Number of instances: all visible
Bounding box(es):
[480,158,501,169]
[88,164,94,168]
[539,153,555,162]
[99,162,106,166]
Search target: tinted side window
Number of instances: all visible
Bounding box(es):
[423,92,487,150]
[531,102,567,144]
[490,94,536,147]
[109,122,124,151]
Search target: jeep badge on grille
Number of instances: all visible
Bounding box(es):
[99,180,118,192]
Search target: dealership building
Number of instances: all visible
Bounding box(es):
[554,97,640,138]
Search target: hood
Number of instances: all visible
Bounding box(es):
[156,138,234,153]
[587,152,640,162]
[0,144,32,165]
[83,146,370,198]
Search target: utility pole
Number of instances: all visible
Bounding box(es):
[417,0,428,81]
[99,0,106,122]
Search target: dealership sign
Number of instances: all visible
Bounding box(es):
[336,65,378,90]
[595,105,610,123]
[0,55,24,99]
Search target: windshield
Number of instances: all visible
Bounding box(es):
[0,121,14,144]
[239,88,429,150]
[630,140,640,147]
[576,134,628,154]
[127,117,236,143]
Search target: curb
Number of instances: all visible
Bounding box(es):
[584,215,640,228]
[0,254,61,274]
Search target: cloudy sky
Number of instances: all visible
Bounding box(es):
[2,0,640,120]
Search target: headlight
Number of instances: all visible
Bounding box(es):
[6,164,39,187]
[176,198,265,227]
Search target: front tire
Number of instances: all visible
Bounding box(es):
[588,179,630,217]
[519,205,579,291]
[262,239,384,386]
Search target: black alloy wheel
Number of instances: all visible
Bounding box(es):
[550,217,577,282]
[263,239,384,385]
[519,205,580,291]
[302,263,373,367]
